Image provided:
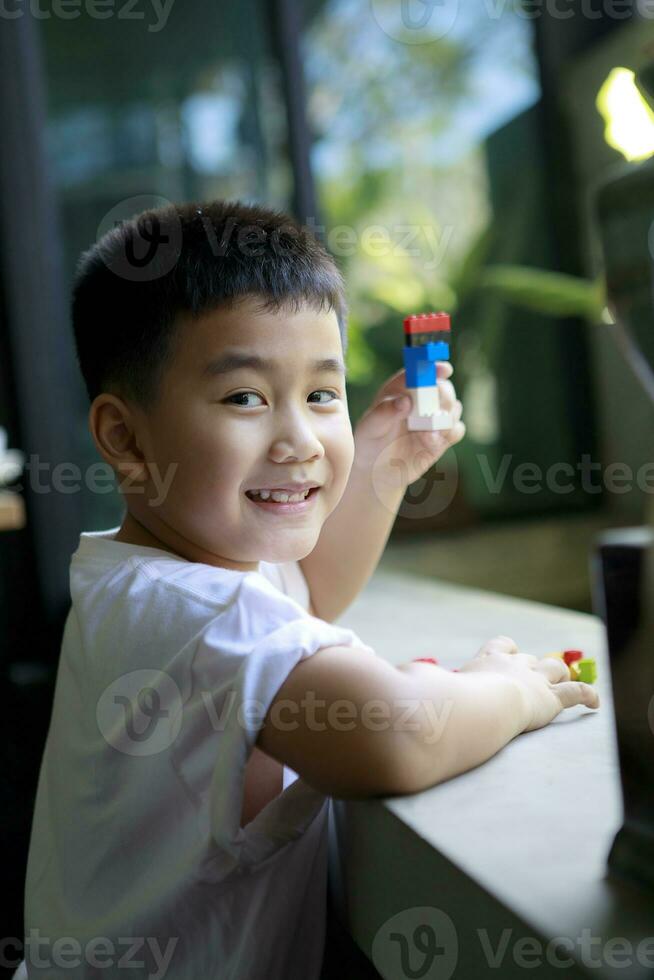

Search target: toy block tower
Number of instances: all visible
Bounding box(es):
[402,312,453,431]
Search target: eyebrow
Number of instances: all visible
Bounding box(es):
[202,350,347,379]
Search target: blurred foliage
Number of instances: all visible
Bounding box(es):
[302,0,613,490]
[301,1,628,529]
[303,0,540,426]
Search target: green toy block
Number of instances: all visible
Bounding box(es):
[576,658,597,684]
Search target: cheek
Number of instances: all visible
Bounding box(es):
[326,421,355,486]
[148,408,249,503]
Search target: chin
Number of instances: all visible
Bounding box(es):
[258,534,320,565]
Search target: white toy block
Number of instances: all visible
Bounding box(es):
[406,386,452,431]
[413,385,440,416]
[407,412,452,431]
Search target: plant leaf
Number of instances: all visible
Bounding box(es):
[479,265,605,322]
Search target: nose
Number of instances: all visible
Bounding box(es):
[268,404,325,464]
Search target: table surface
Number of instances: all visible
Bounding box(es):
[331,569,654,979]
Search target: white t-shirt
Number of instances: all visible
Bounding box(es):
[18,528,370,980]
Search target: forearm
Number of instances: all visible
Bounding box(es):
[300,462,405,623]
[391,664,529,794]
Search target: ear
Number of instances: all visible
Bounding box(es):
[88,393,149,485]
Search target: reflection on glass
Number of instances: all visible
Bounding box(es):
[39,1,292,531]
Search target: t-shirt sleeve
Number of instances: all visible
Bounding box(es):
[175,572,372,878]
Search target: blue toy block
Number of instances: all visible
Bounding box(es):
[402,341,450,388]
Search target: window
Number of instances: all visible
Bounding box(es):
[39,0,292,530]
[303,1,597,522]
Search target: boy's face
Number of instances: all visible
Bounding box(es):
[121,297,354,571]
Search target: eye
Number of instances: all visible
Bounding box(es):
[308,389,340,404]
[223,391,264,407]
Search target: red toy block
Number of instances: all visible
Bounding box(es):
[563,650,584,666]
[412,657,439,665]
[403,312,451,335]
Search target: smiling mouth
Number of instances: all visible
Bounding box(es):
[245,487,318,502]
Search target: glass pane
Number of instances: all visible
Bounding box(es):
[566,18,654,524]
[38,0,291,531]
[302,3,601,525]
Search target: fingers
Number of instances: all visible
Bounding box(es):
[555,681,600,711]
[436,381,463,436]
[437,379,457,411]
[369,371,407,409]
[446,419,466,447]
[374,369,411,400]
[534,657,570,683]
[357,394,408,438]
[494,635,519,651]
[478,635,518,656]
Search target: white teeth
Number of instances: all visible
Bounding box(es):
[248,488,312,503]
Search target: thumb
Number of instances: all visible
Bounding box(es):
[362,395,412,438]
[556,681,600,710]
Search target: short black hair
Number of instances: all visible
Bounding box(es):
[71,199,348,409]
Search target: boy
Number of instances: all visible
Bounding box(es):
[16,200,599,980]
